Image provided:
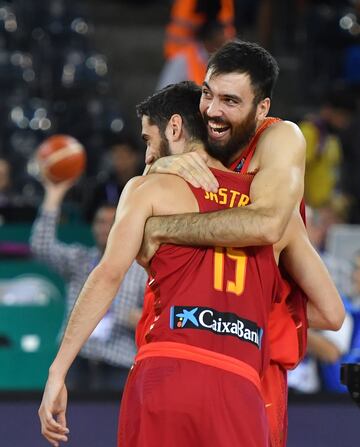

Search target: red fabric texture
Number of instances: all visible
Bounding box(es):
[118,357,269,447]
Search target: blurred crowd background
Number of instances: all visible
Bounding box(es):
[1,0,360,400]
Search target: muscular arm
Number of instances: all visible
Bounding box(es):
[39,176,153,446]
[49,177,152,377]
[140,122,305,262]
[279,212,345,331]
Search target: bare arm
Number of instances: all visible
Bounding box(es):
[279,213,345,331]
[139,121,305,264]
[38,176,152,446]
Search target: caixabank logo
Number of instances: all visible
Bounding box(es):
[170,306,263,348]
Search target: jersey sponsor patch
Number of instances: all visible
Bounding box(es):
[170,306,263,348]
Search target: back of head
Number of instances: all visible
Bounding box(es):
[136,81,207,143]
[207,40,280,103]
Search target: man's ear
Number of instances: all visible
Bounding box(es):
[166,114,183,141]
[256,98,270,121]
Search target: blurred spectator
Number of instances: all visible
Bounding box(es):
[30,178,147,392]
[83,135,143,222]
[288,320,353,393]
[299,87,356,209]
[350,250,360,308]
[288,204,354,393]
[157,20,228,89]
[319,251,360,392]
[306,204,352,295]
[164,0,236,60]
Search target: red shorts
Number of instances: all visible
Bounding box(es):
[118,357,269,447]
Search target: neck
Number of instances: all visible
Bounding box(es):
[186,140,205,153]
[186,140,229,171]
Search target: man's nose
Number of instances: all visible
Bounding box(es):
[145,147,159,165]
[205,98,222,118]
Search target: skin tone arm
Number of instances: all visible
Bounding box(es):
[39,174,198,446]
[38,176,155,446]
[138,121,305,265]
[278,211,345,331]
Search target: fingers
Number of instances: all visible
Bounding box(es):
[57,412,67,432]
[163,153,218,192]
[39,408,69,446]
[187,152,219,192]
[151,153,219,192]
[41,427,69,447]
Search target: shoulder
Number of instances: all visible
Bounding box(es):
[125,173,187,193]
[257,120,306,163]
[122,174,193,214]
[262,120,305,145]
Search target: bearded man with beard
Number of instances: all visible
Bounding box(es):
[139,40,313,447]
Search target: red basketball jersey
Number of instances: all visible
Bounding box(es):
[143,168,286,377]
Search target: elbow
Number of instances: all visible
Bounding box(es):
[328,307,346,332]
[93,260,124,286]
[261,217,285,245]
[323,303,346,332]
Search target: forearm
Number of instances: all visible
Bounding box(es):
[30,185,66,259]
[307,302,340,331]
[49,264,123,378]
[281,229,345,331]
[30,209,59,257]
[150,205,279,248]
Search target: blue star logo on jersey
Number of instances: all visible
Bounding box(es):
[170,306,200,329]
[176,308,199,327]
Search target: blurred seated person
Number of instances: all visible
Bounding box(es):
[288,316,353,393]
[30,178,147,392]
[288,206,355,393]
[84,135,143,222]
[319,251,360,392]
[306,203,352,296]
[288,243,360,393]
[299,87,356,208]
[157,20,228,89]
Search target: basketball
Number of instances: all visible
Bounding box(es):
[36,134,86,183]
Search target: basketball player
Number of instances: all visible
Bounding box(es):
[136,82,345,447]
[138,41,345,446]
[38,82,343,447]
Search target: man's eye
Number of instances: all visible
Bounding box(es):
[202,90,211,98]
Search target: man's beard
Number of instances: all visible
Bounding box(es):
[159,133,171,157]
[204,106,257,167]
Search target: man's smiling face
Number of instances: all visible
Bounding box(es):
[199,70,258,165]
